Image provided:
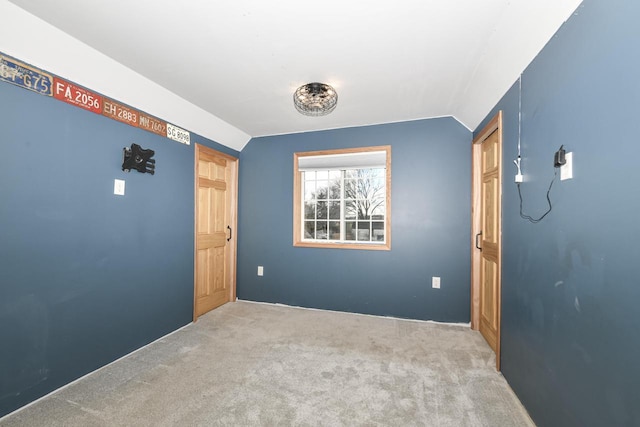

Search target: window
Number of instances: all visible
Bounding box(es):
[293,146,391,250]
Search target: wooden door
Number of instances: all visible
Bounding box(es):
[194,144,237,319]
[471,112,502,370]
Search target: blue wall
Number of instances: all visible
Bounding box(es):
[237,118,471,322]
[475,0,640,425]
[0,79,237,417]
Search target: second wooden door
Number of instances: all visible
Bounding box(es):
[194,144,237,319]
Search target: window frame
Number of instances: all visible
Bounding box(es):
[293,145,391,251]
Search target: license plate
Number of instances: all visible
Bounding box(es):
[167,123,190,145]
[139,113,167,137]
[0,55,52,95]
[103,98,139,127]
[53,78,102,114]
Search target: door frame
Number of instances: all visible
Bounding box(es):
[471,111,503,370]
[193,144,238,321]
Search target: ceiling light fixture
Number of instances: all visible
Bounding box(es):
[293,82,338,116]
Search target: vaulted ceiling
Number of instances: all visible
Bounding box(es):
[7,0,583,146]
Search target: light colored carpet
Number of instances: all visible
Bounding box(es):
[1,301,534,426]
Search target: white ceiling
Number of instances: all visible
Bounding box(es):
[7,0,583,143]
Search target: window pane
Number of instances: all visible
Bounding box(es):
[316,181,328,199]
[316,170,329,180]
[356,179,372,200]
[372,222,385,241]
[357,222,371,241]
[371,178,385,196]
[329,201,340,219]
[370,169,384,179]
[345,201,357,219]
[329,179,341,199]
[345,221,356,241]
[317,201,327,219]
[304,201,316,220]
[344,179,356,199]
[371,200,385,219]
[357,201,370,220]
[304,221,315,239]
[329,221,340,240]
[329,170,341,180]
[317,221,328,240]
[358,169,373,178]
[296,149,389,249]
[304,181,316,201]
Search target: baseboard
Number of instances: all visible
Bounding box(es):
[236,298,471,328]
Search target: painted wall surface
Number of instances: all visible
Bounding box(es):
[0,2,251,151]
[474,0,640,425]
[238,118,471,322]
[0,80,237,417]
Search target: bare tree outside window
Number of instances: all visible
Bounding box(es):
[344,169,385,220]
[294,146,391,251]
[303,168,385,243]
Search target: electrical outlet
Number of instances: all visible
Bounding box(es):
[432,277,441,289]
[257,266,264,276]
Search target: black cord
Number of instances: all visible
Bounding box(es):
[517,169,557,223]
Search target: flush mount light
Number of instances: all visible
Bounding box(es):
[293,82,338,116]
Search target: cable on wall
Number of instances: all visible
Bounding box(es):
[514,75,562,224]
[517,169,557,223]
[518,76,522,158]
[514,77,523,183]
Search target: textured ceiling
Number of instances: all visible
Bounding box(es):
[7,0,583,139]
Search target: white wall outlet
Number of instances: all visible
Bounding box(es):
[257,266,264,276]
[432,276,441,289]
[114,179,125,195]
[560,152,573,181]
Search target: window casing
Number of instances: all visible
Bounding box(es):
[293,146,391,250]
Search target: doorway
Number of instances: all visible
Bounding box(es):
[194,144,238,320]
[471,111,503,370]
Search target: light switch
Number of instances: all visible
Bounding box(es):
[257,266,264,276]
[432,277,441,289]
[114,179,125,195]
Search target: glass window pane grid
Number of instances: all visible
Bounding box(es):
[302,168,385,244]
